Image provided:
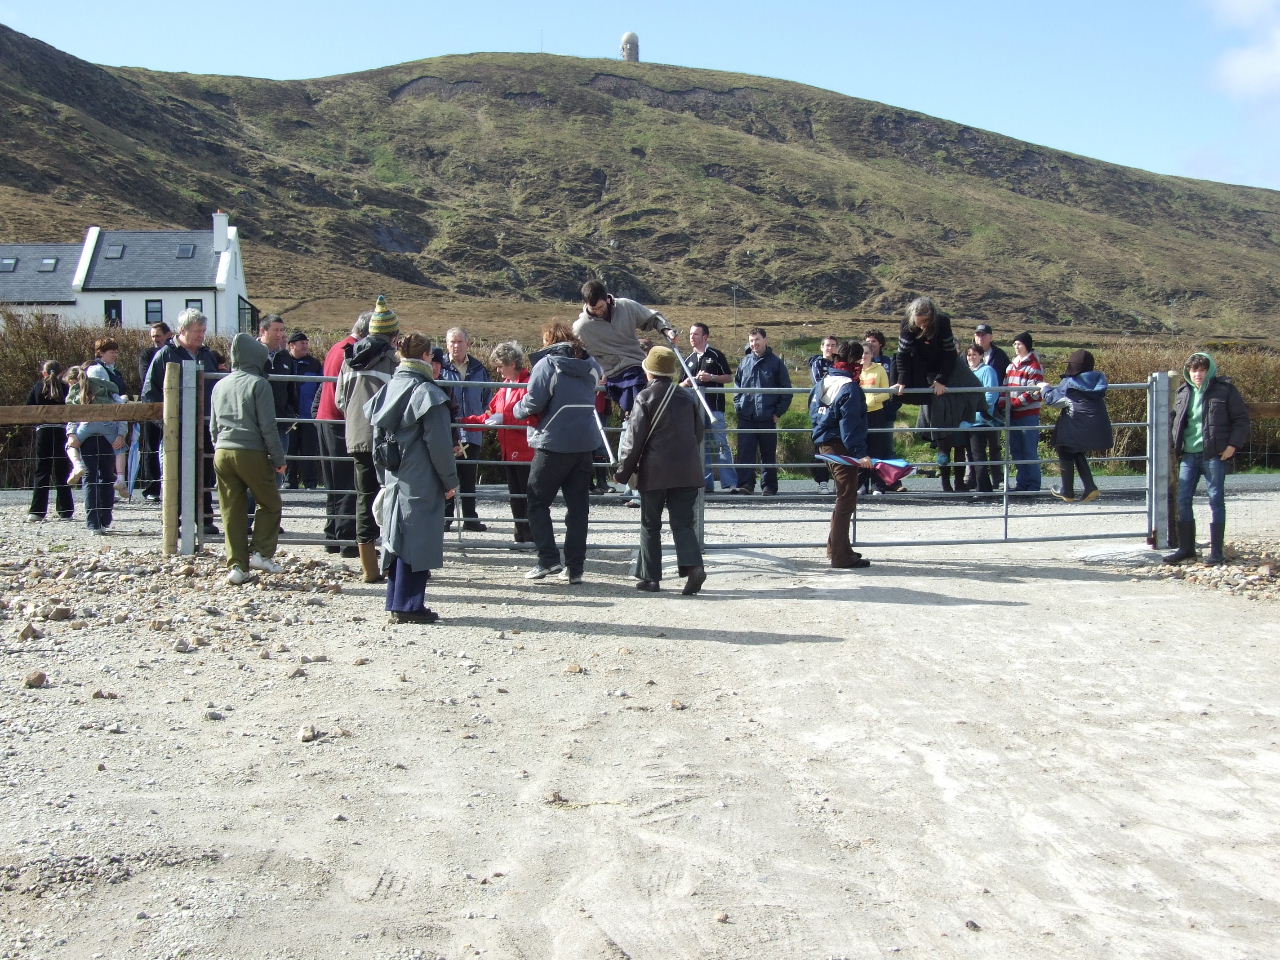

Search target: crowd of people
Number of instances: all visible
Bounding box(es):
[22,286,1251,615]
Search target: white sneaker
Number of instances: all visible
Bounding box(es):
[249,552,284,574]
[226,566,255,585]
[524,563,564,580]
[817,482,831,494]
[558,567,584,585]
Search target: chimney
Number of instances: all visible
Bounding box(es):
[212,210,229,253]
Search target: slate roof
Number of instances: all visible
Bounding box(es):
[81,230,220,290]
[0,244,81,304]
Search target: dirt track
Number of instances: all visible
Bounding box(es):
[1,485,1277,959]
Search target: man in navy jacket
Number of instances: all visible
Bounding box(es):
[733,327,792,495]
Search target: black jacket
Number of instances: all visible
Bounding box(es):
[264,347,299,420]
[1172,375,1249,458]
[895,312,959,394]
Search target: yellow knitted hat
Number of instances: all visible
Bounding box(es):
[369,295,399,336]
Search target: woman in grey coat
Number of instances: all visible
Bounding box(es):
[615,346,707,595]
[364,333,459,624]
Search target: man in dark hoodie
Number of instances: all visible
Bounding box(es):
[514,329,604,584]
[1164,351,1250,566]
[337,296,401,582]
[210,333,288,586]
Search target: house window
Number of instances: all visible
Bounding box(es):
[0,258,15,272]
[185,298,204,312]
[177,244,196,259]
[146,300,164,325]
[38,257,58,272]
[104,300,123,327]
[104,244,124,259]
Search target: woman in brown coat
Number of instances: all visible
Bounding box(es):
[615,346,707,595]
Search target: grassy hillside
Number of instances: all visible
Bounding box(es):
[2,26,1279,336]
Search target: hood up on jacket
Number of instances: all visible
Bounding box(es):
[230,332,268,376]
[1184,352,1218,391]
[347,333,398,371]
[1061,370,1109,395]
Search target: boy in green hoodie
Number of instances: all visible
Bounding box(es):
[209,333,288,585]
[1163,352,1250,566]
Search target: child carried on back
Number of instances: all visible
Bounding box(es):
[65,365,127,533]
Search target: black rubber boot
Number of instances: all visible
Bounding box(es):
[1205,522,1225,566]
[1162,520,1198,564]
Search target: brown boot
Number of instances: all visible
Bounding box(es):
[357,542,385,583]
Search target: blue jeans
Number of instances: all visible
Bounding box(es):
[1178,453,1227,526]
[1008,414,1041,491]
[82,435,116,530]
[703,411,738,491]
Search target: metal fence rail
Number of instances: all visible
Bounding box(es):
[0,366,1208,555]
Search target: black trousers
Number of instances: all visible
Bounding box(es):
[138,421,163,498]
[352,450,381,544]
[526,449,593,574]
[637,486,702,582]
[287,421,320,488]
[504,463,531,541]
[445,441,481,522]
[29,425,73,519]
[318,420,355,543]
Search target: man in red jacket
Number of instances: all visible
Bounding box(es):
[315,313,368,557]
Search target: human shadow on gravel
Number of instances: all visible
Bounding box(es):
[876,558,1126,585]
[454,612,841,645]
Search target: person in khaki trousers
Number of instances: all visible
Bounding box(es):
[209,333,287,585]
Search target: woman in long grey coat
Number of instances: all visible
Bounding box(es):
[364,333,459,624]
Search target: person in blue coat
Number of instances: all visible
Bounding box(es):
[733,327,792,495]
[1042,349,1114,503]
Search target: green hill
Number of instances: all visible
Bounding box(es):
[2,24,1279,335]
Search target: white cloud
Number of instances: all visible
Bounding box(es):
[1217,24,1280,96]
[1206,0,1280,26]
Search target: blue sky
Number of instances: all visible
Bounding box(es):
[3,0,1279,191]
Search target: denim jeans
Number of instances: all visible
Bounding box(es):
[1008,414,1041,491]
[1178,453,1227,526]
[82,434,116,530]
[703,411,738,491]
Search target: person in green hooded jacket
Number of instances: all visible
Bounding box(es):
[1163,352,1250,566]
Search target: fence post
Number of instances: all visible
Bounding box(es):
[180,360,197,555]
[1147,371,1172,549]
[162,363,180,555]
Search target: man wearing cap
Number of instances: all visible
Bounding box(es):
[973,324,1011,385]
[440,326,492,532]
[286,331,323,489]
[337,295,401,582]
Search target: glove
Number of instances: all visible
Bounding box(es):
[485,413,503,426]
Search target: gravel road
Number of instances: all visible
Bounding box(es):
[2,481,1277,959]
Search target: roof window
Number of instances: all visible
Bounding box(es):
[105,244,125,259]
[177,243,196,259]
[38,257,58,272]
[0,258,16,273]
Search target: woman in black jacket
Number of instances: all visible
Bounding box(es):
[26,361,74,522]
[615,346,707,595]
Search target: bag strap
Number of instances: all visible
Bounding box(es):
[632,381,677,461]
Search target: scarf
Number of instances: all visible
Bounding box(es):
[398,357,434,379]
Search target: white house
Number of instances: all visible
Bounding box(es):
[0,211,257,337]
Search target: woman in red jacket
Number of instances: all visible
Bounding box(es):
[462,341,536,544]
